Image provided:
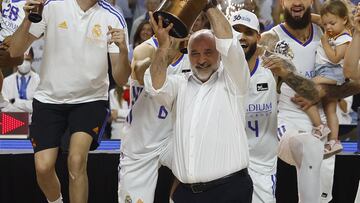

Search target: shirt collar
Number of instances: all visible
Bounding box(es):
[16,71,32,77]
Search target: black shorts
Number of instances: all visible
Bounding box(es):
[30,99,110,153]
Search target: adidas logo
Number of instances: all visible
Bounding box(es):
[92,127,99,134]
[58,21,68,29]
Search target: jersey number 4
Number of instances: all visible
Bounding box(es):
[248,120,259,137]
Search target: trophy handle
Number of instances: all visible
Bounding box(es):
[153,11,188,38]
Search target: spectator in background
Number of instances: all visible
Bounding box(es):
[1,48,40,113]
[109,85,130,139]
[129,0,160,45]
[133,20,154,49]
[30,36,44,74]
[132,0,146,22]
[336,96,353,124]
[114,0,134,30]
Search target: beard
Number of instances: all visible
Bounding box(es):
[245,43,257,61]
[284,7,311,30]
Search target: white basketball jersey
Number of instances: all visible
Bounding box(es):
[122,36,190,158]
[273,24,322,132]
[0,0,26,41]
[245,58,278,175]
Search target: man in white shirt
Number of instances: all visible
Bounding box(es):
[8,0,131,202]
[2,48,40,113]
[145,3,253,202]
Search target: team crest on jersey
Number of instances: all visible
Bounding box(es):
[125,195,132,203]
[257,83,268,91]
[274,40,294,59]
[136,199,144,203]
[92,24,102,38]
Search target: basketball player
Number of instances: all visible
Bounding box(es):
[118,34,190,202]
[259,0,337,201]
[231,9,278,202]
[231,9,330,203]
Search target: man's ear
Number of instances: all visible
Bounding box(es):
[280,0,285,9]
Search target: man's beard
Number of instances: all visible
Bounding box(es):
[284,7,311,30]
[245,43,257,61]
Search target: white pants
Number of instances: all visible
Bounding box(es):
[118,140,173,203]
[320,156,335,203]
[248,168,276,203]
[277,120,334,203]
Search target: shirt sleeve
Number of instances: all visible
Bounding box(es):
[215,30,250,96]
[334,34,352,46]
[1,78,12,101]
[143,68,179,110]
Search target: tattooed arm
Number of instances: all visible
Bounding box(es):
[292,81,360,110]
[261,51,321,102]
[259,31,321,102]
[320,81,360,99]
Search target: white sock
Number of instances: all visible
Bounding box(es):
[355,180,360,203]
[291,134,323,203]
[47,195,63,203]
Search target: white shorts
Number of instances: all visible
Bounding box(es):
[118,140,173,203]
[248,168,276,203]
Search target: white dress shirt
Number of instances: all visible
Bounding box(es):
[1,71,40,112]
[145,35,250,183]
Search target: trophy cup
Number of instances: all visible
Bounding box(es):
[28,2,44,23]
[153,0,208,38]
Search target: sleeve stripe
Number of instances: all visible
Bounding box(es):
[97,0,126,29]
[44,0,64,6]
